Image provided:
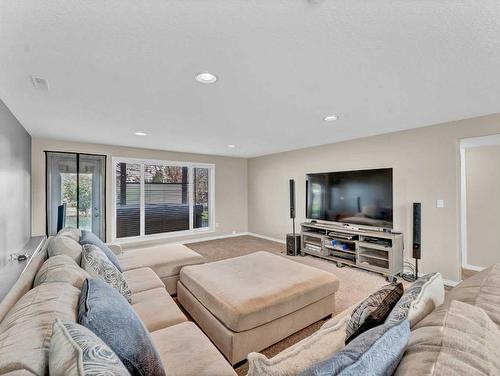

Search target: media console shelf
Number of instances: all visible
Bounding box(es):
[300,222,403,282]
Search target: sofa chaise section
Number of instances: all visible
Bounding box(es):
[118,243,205,295]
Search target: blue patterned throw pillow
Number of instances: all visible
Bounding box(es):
[80,230,122,271]
[78,278,166,376]
[50,319,130,376]
[300,320,410,376]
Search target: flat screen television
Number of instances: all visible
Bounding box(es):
[306,168,393,229]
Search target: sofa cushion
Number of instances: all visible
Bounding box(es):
[34,255,90,289]
[387,272,444,327]
[0,283,80,375]
[445,263,500,326]
[247,316,348,376]
[57,227,81,242]
[395,300,500,375]
[48,236,83,264]
[131,288,187,332]
[118,243,204,279]
[123,268,164,294]
[81,244,131,303]
[49,319,130,376]
[78,278,165,376]
[180,251,339,332]
[301,319,410,376]
[151,322,236,376]
[80,230,122,272]
[346,283,403,344]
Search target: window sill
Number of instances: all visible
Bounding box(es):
[111,227,215,246]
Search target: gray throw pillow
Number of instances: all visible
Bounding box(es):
[81,244,131,303]
[50,319,130,376]
[345,283,403,344]
[300,320,410,376]
[80,230,122,272]
[78,278,166,376]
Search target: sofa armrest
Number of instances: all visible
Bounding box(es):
[106,243,122,255]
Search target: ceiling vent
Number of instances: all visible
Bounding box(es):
[30,76,49,91]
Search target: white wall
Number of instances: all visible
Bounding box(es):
[32,138,248,248]
[248,113,500,283]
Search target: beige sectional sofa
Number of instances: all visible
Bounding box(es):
[0,237,236,376]
[396,263,500,374]
[247,264,500,375]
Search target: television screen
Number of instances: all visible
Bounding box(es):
[306,168,393,228]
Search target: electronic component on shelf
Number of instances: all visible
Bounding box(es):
[328,232,356,240]
[363,236,391,247]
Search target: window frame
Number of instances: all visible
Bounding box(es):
[111,157,215,243]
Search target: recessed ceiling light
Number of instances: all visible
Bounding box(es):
[195,72,217,84]
[135,132,147,136]
[227,144,236,148]
[323,115,338,121]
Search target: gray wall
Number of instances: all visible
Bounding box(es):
[0,99,31,268]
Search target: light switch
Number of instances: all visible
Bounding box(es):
[436,199,444,208]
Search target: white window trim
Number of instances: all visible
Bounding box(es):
[111,157,215,244]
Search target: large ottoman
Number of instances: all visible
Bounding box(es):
[177,251,339,364]
[118,243,205,295]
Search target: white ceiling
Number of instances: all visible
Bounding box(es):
[1,1,500,158]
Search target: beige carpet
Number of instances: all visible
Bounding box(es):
[185,235,394,375]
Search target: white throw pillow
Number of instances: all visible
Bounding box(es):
[34,255,90,289]
[57,227,81,242]
[246,316,348,376]
[386,272,445,328]
[48,236,83,264]
[50,319,130,376]
[407,272,445,326]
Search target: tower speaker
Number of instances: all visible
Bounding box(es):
[412,203,421,260]
[287,179,300,256]
[412,202,421,279]
[289,179,296,219]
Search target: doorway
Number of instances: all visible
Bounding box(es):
[460,134,500,278]
[46,152,106,240]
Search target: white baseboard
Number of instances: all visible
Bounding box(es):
[462,264,485,272]
[247,232,286,244]
[180,232,249,245]
[122,232,250,249]
[443,279,461,287]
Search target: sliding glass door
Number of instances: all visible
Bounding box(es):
[46,152,106,240]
